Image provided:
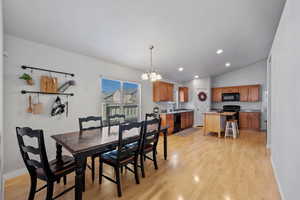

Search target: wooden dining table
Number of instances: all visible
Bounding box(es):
[51,125,168,200]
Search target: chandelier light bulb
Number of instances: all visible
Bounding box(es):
[141,73,149,80]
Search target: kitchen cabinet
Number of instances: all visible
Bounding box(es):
[179,87,189,102]
[248,85,260,102]
[212,88,222,102]
[187,111,194,128]
[161,114,174,134]
[222,87,239,93]
[181,111,194,129]
[212,85,260,102]
[153,81,174,102]
[239,112,260,130]
[181,112,187,129]
[239,86,249,102]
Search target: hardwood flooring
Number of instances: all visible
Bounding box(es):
[5,128,280,200]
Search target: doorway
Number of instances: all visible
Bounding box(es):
[193,88,210,126]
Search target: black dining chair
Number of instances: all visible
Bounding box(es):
[16,127,75,200]
[140,117,161,178]
[99,121,144,197]
[78,116,111,182]
[107,114,126,127]
[145,113,159,120]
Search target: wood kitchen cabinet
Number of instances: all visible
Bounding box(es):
[153,81,174,102]
[181,111,194,129]
[248,85,260,102]
[187,111,194,128]
[239,112,260,130]
[179,87,189,102]
[222,87,239,93]
[181,112,187,129]
[212,84,260,102]
[239,86,249,102]
[212,88,222,102]
[161,114,174,135]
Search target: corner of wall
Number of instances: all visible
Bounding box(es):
[270,156,286,200]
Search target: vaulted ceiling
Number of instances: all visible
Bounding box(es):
[4,0,285,82]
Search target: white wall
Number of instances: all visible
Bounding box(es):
[0,0,3,198]
[3,35,154,176]
[269,1,300,199]
[211,59,268,130]
[183,77,211,126]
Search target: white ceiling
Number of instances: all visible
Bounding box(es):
[4,0,285,82]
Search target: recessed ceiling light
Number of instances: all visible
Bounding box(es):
[216,49,224,55]
[194,75,199,79]
[178,67,184,71]
[225,62,231,67]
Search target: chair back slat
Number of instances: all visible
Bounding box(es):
[21,145,40,155]
[27,159,44,169]
[108,114,126,127]
[17,127,41,138]
[145,113,159,121]
[117,121,143,161]
[16,127,53,179]
[142,118,161,149]
[79,116,103,132]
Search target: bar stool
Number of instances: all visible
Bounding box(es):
[225,120,239,138]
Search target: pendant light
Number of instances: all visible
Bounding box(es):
[141,45,162,82]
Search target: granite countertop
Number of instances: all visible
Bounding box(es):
[205,111,236,116]
[240,109,261,112]
[160,109,194,114]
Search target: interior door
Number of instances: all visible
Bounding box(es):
[194,88,210,126]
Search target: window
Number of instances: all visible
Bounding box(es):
[101,78,140,122]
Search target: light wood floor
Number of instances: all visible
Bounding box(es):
[5,128,280,200]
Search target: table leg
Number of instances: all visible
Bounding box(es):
[163,129,167,160]
[75,155,84,200]
[56,143,62,162]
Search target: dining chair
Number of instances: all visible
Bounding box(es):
[107,114,126,127]
[16,127,75,200]
[140,117,161,178]
[78,116,111,182]
[99,121,144,197]
[145,113,159,120]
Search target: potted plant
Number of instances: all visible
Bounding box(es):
[19,73,34,85]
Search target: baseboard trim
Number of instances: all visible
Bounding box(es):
[270,156,286,200]
[3,168,27,181]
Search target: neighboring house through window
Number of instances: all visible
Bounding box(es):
[100,77,140,122]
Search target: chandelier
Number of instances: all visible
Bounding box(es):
[141,45,162,82]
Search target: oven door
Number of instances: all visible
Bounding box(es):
[222,93,240,102]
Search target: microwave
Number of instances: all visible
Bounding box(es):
[222,93,240,102]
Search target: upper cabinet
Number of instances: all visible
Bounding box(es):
[153,81,174,102]
[179,87,189,102]
[212,84,260,102]
[212,88,222,102]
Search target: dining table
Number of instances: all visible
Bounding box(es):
[51,125,169,200]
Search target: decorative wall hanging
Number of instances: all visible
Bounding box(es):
[198,91,207,102]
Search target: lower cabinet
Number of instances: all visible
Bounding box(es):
[161,111,194,135]
[161,114,174,134]
[239,112,260,130]
[181,111,194,129]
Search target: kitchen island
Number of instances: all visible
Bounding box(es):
[203,112,236,137]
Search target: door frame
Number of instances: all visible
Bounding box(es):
[266,55,272,148]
